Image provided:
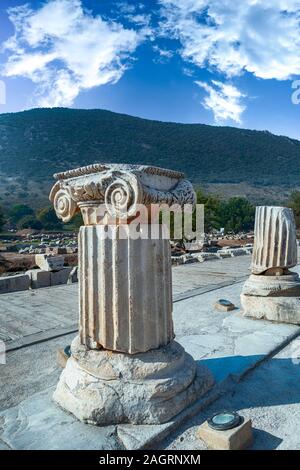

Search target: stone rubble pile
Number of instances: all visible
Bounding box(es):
[0,233,78,255]
[0,253,78,294]
[171,244,253,266]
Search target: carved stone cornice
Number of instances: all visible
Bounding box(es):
[49,163,196,223]
[54,163,185,180]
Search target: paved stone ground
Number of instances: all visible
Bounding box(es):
[1,253,300,450]
[160,339,300,450]
[0,255,252,348]
[0,286,78,345]
[172,254,251,298]
[1,258,300,449]
[0,333,76,411]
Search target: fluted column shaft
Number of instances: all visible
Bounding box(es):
[79,224,174,354]
[252,206,297,274]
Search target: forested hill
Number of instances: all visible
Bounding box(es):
[0,107,299,200]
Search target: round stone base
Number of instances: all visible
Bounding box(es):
[242,272,300,297]
[53,337,214,425]
[241,273,300,324]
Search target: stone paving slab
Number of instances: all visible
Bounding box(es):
[0,388,119,450]
[0,334,77,412]
[172,254,252,297]
[162,338,300,450]
[173,272,300,383]
[0,286,78,344]
[0,381,218,451]
[0,255,253,346]
[1,269,300,450]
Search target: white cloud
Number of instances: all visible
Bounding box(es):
[153,45,173,58]
[2,0,148,107]
[159,0,300,81]
[152,44,174,63]
[115,2,137,15]
[195,80,246,124]
[124,13,152,27]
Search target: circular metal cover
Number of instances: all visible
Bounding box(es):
[218,299,233,307]
[207,411,242,431]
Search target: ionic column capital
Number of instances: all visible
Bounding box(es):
[49,163,196,224]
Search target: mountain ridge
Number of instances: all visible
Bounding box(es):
[0,107,299,207]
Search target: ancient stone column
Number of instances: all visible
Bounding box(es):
[78,222,174,353]
[50,163,213,425]
[251,206,297,275]
[241,206,300,324]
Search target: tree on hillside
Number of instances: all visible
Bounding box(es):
[216,197,255,233]
[37,206,63,230]
[65,212,83,231]
[17,215,42,230]
[9,204,34,224]
[196,189,221,232]
[288,191,300,228]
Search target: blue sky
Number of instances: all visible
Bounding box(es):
[1,0,300,139]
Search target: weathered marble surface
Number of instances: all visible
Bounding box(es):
[50,163,196,223]
[241,206,300,324]
[251,206,297,275]
[35,254,64,272]
[242,272,300,297]
[0,387,118,450]
[241,270,300,324]
[241,294,300,324]
[79,224,173,353]
[53,336,213,425]
[50,163,208,425]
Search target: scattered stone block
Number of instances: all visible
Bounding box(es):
[66,247,78,254]
[185,242,204,253]
[230,248,247,257]
[50,267,72,286]
[35,254,65,272]
[197,418,253,450]
[183,254,199,264]
[0,274,30,294]
[46,247,67,255]
[217,251,232,259]
[218,248,247,257]
[171,256,184,266]
[214,299,235,312]
[197,253,219,262]
[26,269,51,289]
[241,291,300,324]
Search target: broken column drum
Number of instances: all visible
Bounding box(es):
[241,206,300,324]
[50,163,213,425]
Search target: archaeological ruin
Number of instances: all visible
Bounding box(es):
[241,206,300,324]
[50,163,214,425]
